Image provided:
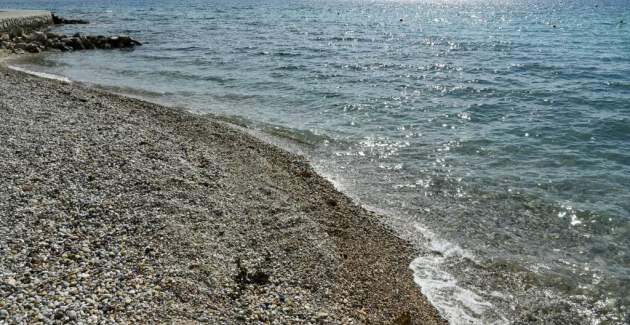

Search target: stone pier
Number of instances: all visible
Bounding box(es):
[0,10,53,34]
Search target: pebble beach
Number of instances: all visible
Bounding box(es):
[0,64,445,324]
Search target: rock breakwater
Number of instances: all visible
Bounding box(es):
[0,30,141,54]
[0,10,52,34]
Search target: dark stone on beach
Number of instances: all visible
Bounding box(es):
[234,258,270,286]
[250,270,270,285]
[53,310,64,320]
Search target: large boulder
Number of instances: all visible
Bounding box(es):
[13,43,28,50]
[33,31,47,42]
[8,29,23,39]
[64,37,85,50]
[24,32,47,44]
[25,43,41,53]
[80,37,95,49]
[51,41,72,52]
[46,32,63,39]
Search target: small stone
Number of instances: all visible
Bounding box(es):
[316,312,329,319]
[54,310,64,320]
[67,310,77,320]
[46,32,62,39]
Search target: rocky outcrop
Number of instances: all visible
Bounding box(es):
[0,30,142,54]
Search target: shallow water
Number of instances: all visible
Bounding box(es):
[5,0,630,323]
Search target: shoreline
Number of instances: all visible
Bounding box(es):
[0,62,446,323]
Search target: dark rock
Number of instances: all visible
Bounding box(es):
[118,36,135,47]
[65,37,85,50]
[31,31,47,42]
[234,258,270,286]
[53,310,64,320]
[14,43,28,50]
[249,270,270,285]
[51,41,70,52]
[24,44,41,53]
[52,13,89,25]
[81,37,95,50]
[46,32,62,39]
[108,36,121,48]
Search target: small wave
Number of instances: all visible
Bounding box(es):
[7,65,72,83]
[273,65,306,71]
[83,83,172,99]
[261,125,330,146]
[272,52,302,57]
[410,224,507,325]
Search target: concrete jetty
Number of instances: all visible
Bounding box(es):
[0,10,53,33]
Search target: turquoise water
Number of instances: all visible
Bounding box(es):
[6,0,630,323]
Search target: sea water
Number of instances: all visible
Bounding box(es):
[5,0,629,323]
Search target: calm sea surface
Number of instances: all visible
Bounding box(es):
[5,0,629,323]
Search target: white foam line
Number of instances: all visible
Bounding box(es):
[8,65,72,83]
[410,224,507,325]
[309,165,503,324]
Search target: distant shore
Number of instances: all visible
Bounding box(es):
[0,63,446,323]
